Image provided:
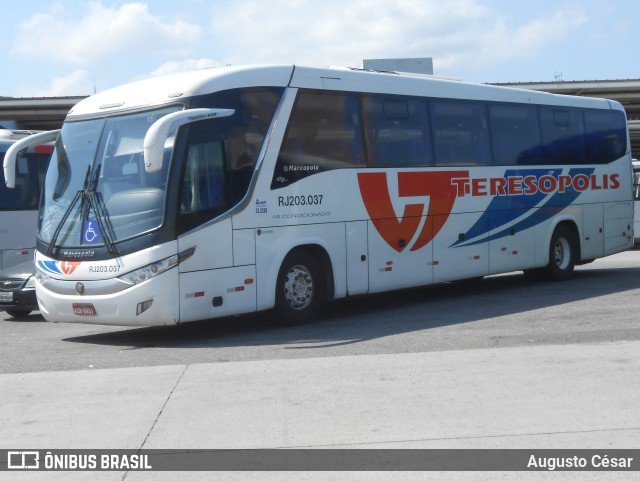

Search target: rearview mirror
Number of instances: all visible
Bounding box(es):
[143,108,235,173]
[3,130,60,188]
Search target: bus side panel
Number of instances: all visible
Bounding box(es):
[581,203,604,260]
[255,223,347,312]
[604,202,633,254]
[178,218,234,272]
[179,265,257,322]
[178,218,260,322]
[346,221,368,296]
[233,228,256,266]
[487,209,536,275]
[367,216,433,293]
[433,213,488,283]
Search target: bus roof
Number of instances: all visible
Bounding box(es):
[68,65,295,118]
[67,64,620,119]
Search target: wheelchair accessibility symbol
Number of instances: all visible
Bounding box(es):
[83,220,101,245]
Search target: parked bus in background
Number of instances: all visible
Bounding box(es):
[633,159,640,243]
[4,65,633,326]
[0,129,54,317]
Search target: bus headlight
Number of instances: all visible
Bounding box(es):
[34,271,49,286]
[118,255,179,286]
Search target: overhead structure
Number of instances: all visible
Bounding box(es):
[0,96,84,131]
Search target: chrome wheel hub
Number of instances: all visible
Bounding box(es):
[283,265,314,310]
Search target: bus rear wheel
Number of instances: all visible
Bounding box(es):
[275,250,325,325]
[524,225,578,281]
[544,225,577,281]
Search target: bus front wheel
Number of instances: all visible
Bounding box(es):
[275,250,325,325]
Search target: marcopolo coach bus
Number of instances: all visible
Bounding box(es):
[3,65,633,326]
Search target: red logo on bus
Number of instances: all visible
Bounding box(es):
[357,171,466,252]
[60,261,80,275]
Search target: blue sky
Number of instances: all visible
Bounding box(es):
[1,0,638,97]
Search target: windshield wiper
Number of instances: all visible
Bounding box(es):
[85,165,118,256]
[46,166,91,256]
[45,165,119,256]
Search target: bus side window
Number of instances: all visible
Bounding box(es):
[430,101,492,166]
[227,88,281,203]
[362,94,432,167]
[272,89,364,189]
[290,90,363,167]
[14,156,37,209]
[489,104,541,165]
[180,141,226,215]
[35,153,50,191]
[584,110,627,164]
[540,108,585,165]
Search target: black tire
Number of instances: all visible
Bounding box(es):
[275,250,325,325]
[5,309,32,318]
[543,225,577,281]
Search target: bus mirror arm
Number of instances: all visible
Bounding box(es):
[143,108,235,173]
[3,130,60,189]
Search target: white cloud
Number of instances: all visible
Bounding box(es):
[3,0,596,96]
[19,69,92,97]
[209,0,587,76]
[149,58,221,77]
[11,2,202,66]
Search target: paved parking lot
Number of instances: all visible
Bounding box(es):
[2,249,640,374]
[2,250,640,479]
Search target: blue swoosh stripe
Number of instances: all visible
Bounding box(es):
[454,167,594,247]
[37,260,61,275]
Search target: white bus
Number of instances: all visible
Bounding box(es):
[3,65,633,326]
[0,130,53,273]
[0,130,53,316]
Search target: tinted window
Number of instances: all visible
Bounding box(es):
[362,94,432,167]
[178,88,282,234]
[430,101,492,166]
[181,140,226,215]
[584,109,627,164]
[540,108,585,164]
[272,90,364,189]
[0,151,51,211]
[489,104,541,165]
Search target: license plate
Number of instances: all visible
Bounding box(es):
[0,292,13,303]
[72,303,96,316]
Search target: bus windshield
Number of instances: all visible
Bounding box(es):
[39,107,180,248]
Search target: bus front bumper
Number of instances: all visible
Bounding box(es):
[35,271,180,326]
